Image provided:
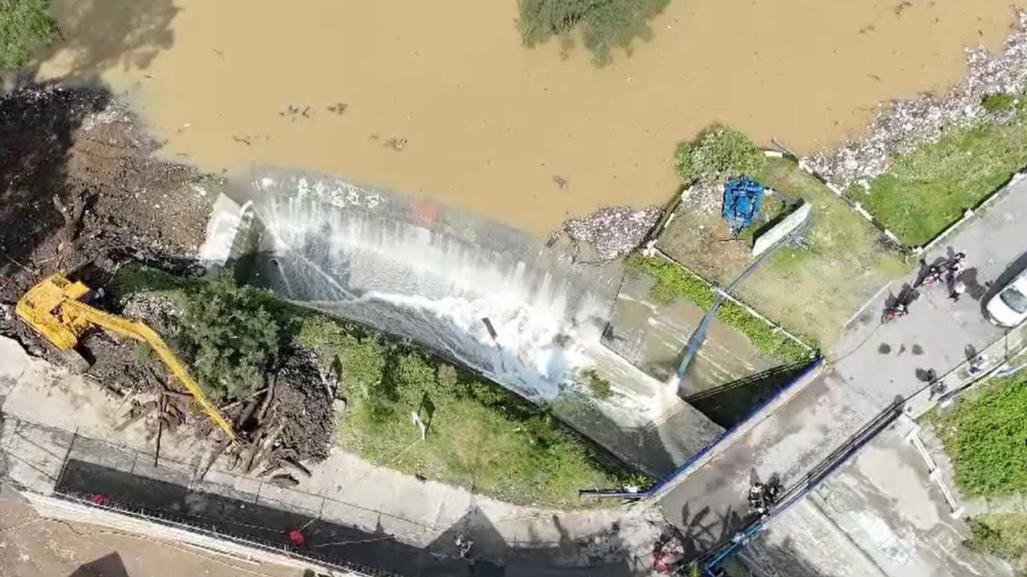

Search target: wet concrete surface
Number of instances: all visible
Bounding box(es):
[0,485,308,577]
[603,274,781,393]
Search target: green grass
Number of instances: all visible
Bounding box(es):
[625,253,813,364]
[964,514,1027,566]
[850,102,1027,246]
[111,263,629,508]
[740,158,908,346]
[932,375,1027,498]
[518,0,669,64]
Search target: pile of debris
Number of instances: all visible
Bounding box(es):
[102,295,337,481]
[0,83,211,309]
[199,348,337,486]
[116,340,337,485]
[804,10,1027,188]
[561,206,663,262]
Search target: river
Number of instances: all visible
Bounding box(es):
[39,0,1027,235]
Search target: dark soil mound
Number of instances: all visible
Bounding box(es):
[0,83,210,311]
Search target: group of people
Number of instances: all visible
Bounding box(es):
[887,251,968,320]
[915,251,968,301]
[747,480,783,519]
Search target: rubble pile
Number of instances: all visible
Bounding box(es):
[805,11,1027,188]
[562,205,663,262]
[679,181,722,214]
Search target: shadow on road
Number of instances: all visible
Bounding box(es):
[69,552,129,577]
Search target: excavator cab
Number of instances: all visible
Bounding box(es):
[16,273,236,439]
[15,274,95,350]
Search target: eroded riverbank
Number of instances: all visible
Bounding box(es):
[37,0,1027,234]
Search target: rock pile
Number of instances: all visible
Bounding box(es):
[562,206,663,262]
[805,11,1027,188]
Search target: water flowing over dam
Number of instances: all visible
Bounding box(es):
[224,170,723,474]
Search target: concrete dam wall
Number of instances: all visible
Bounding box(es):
[219,170,722,474]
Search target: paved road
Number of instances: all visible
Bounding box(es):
[658,176,1027,572]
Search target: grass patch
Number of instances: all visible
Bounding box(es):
[518,0,669,64]
[932,375,1027,498]
[738,158,908,345]
[625,253,812,364]
[110,263,630,508]
[982,92,1017,114]
[851,102,1027,246]
[964,514,1027,567]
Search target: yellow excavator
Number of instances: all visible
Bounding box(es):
[16,274,236,439]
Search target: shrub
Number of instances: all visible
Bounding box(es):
[981,92,1017,114]
[174,281,285,401]
[584,369,612,400]
[0,0,60,70]
[935,376,1027,497]
[675,126,766,185]
[391,351,450,411]
[518,0,669,64]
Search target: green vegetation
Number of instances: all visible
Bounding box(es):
[583,369,612,400]
[851,99,1027,246]
[174,281,288,402]
[932,375,1027,498]
[744,158,908,345]
[674,126,766,185]
[964,514,1027,568]
[625,253,812,364]
[518,0,669,64]
[0,0,59,70]
[113,264,629,508]
[981,92,1017,114]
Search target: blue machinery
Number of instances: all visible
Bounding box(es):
[722,176,764,237]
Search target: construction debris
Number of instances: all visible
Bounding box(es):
[562,206,662,263]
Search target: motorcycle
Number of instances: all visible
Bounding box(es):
[882,303,909,323]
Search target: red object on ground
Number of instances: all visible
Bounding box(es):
[287,529,306,547]
[86,493,110,506]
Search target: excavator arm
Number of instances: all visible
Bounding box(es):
[16,274,236,439]
[65,301,236,439]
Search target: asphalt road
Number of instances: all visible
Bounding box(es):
[658,176,1027,562]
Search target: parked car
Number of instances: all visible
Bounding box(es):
[986,269,1027,326]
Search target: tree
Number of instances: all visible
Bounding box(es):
[0,0,59,71]
[518,0,669,64]
[674,126,765,185]
[174,281,284,401]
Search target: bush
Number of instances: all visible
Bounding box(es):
[934,376,1027,497]
[0,0,60,70]
[675,126,766,185]
[518,0,669,64]
[174,281,285,401]
[981,92,1017,114]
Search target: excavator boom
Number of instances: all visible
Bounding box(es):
[16,274,235,439]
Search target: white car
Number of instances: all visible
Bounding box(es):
[986,269,1027,327]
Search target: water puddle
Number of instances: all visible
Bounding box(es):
[38,0,1027,235]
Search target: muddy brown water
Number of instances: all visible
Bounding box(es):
[38,0,1027,235]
